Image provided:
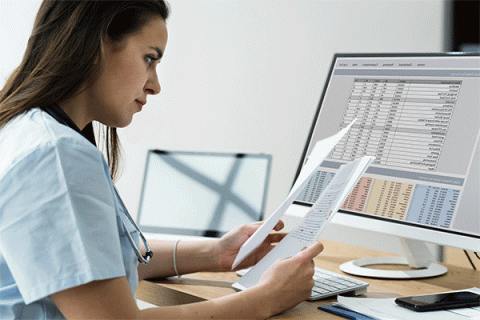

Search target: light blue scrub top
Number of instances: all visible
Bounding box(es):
[0,108,140,319]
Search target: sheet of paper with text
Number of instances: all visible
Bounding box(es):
[231,119,357,269]
[232,155,374,290]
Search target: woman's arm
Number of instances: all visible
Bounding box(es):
[138,221,287,280]
[50,276,271,319]
[137,238,219,280]
[52,242,323,319]
[143,243,323,319]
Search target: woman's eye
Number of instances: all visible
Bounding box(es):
[146,55,158,65]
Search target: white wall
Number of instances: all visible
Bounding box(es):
[119,0,445,217]
[1,0,445,254]
[0,1,42,80]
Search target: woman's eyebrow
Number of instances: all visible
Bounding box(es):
[151,46,163,59]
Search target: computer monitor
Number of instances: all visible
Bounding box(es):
[287,53,480,279]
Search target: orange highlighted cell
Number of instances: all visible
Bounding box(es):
[364,179,413,220]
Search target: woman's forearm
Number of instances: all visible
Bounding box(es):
[138,239,220,280]
[138,239,323,319]
[140,285,272,320]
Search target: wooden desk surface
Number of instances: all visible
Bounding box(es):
[136,240,480,319]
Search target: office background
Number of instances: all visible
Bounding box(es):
[0,1,478,254]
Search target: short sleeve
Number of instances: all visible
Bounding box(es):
[0,137,125,304]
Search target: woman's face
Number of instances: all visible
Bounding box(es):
[85,16,168,128]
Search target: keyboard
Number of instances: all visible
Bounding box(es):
[236,267,369,301]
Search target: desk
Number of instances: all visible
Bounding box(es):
[136,240,480,319]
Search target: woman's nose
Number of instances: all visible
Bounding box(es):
[145,72,161,95]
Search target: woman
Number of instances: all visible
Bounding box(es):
[0,1,323,319]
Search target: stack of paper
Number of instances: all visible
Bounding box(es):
[335,288,480,320]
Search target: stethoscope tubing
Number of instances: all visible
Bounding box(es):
[114,186,153,264]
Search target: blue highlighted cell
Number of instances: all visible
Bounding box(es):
[405,184,459,228]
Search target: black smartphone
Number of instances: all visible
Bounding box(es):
[395,291,480,312]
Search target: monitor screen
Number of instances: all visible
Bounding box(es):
[137,150,271,237]
[287,53,480,278]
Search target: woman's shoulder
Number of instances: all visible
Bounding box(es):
[0,108,104,176]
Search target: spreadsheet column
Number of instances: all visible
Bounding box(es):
[333,79,461,173]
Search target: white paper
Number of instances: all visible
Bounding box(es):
[233,156,373,289]
[231,119,357,269]
[337,288,480,320]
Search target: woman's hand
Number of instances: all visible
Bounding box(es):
[253,241,324,317]
[214,220,286,271]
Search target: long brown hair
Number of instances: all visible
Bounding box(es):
[0,0,169,180]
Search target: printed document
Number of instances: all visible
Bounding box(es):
[231,119,357,269]
[232,155,374,290]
